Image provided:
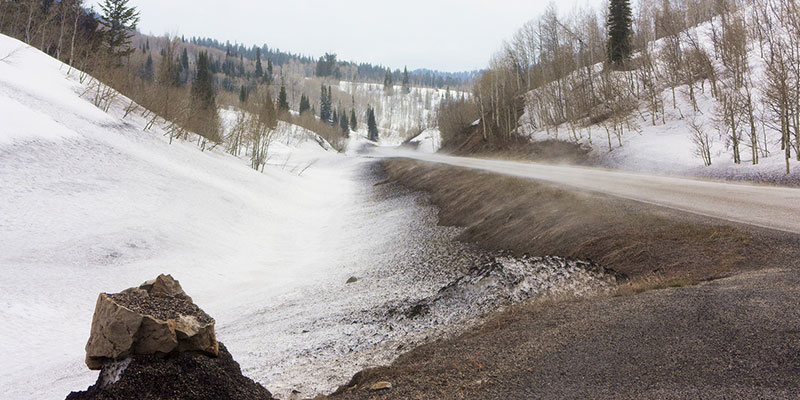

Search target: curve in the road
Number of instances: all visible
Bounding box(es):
[380,151,800,235]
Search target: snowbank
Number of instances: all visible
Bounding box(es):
[0,33,360,399]
[409,128,442,153]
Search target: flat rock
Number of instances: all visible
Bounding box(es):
[369,381,392,391]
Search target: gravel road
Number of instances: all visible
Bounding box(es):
[370,149,800,234]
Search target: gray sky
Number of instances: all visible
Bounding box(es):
[89,0,604,72]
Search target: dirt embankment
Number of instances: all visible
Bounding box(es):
[379,159,797,287]
[326,159,800,399]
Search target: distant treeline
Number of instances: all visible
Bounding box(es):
[186,36,478,89]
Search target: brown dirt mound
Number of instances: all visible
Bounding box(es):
[66,343,273,400]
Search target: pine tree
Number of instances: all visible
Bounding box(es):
[239,85,248,103]
[350,109,357,131]
[367,107,379,141]
[299,94,311,115]
[254,47,263,78]
[320,85,331,122]
[383,71,393,92]
[141,54,154,81]
[266,59,274,84]
[190,51,220,142]
[98,0,140,64]
[340,109,350,136]
[278,85,289,113]
[181,48,189,69]
[607,0,633,65]
[332,109,339,126]
[402,66,410,94]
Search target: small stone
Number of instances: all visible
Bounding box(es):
[369,381,392,391]
[141,274,193,302]
[346,276,358,284]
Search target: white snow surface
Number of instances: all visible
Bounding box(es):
[0,34,368,399]
[409,128,442,153]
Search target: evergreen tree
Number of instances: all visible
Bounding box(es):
[299,94,311,115]
[239,85,248,103]
[340,109,350,136]
[320,85,331,122]
[278,85,289,112]
[315,53,338,77]
[607,0,633,65]
[402,66,410,94]
[181,48,189,69]
[190,51,220,142]
[98,0,140,64]
[350,109,357,131]
[141,54,154,81]
[367,107,379,141]
[266,59,274,84]
[383,71,393,92]
[332,109,339,126]
[254,47,263,78]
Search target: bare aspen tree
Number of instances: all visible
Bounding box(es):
[689,116,713,166]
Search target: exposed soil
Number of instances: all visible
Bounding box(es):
[325,159,800,399]
[448,135,594,166]
[66,343,273,400]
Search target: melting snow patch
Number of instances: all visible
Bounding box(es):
[389,254,617,327]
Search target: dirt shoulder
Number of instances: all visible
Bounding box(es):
[326,158,800,399]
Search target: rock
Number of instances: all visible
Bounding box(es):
[141,273,193,302]
[369,381,392,391]
[346,276,358,284]
[84,274,218,370]
[67,343,274,400]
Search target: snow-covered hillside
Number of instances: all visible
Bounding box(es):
[0,31,352,398]
[517,12,800,182]
[339,81,467,146]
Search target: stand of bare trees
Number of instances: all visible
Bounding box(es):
[439,0,800,173]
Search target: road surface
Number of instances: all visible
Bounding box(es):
[371,148,800,235]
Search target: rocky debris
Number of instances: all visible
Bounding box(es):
[70,275,273,399]
[380,254,618,327]
[84,274,217,370]
[368,381,392,391]
[66,343,274,400]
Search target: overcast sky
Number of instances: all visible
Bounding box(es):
[88,0,604,72]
